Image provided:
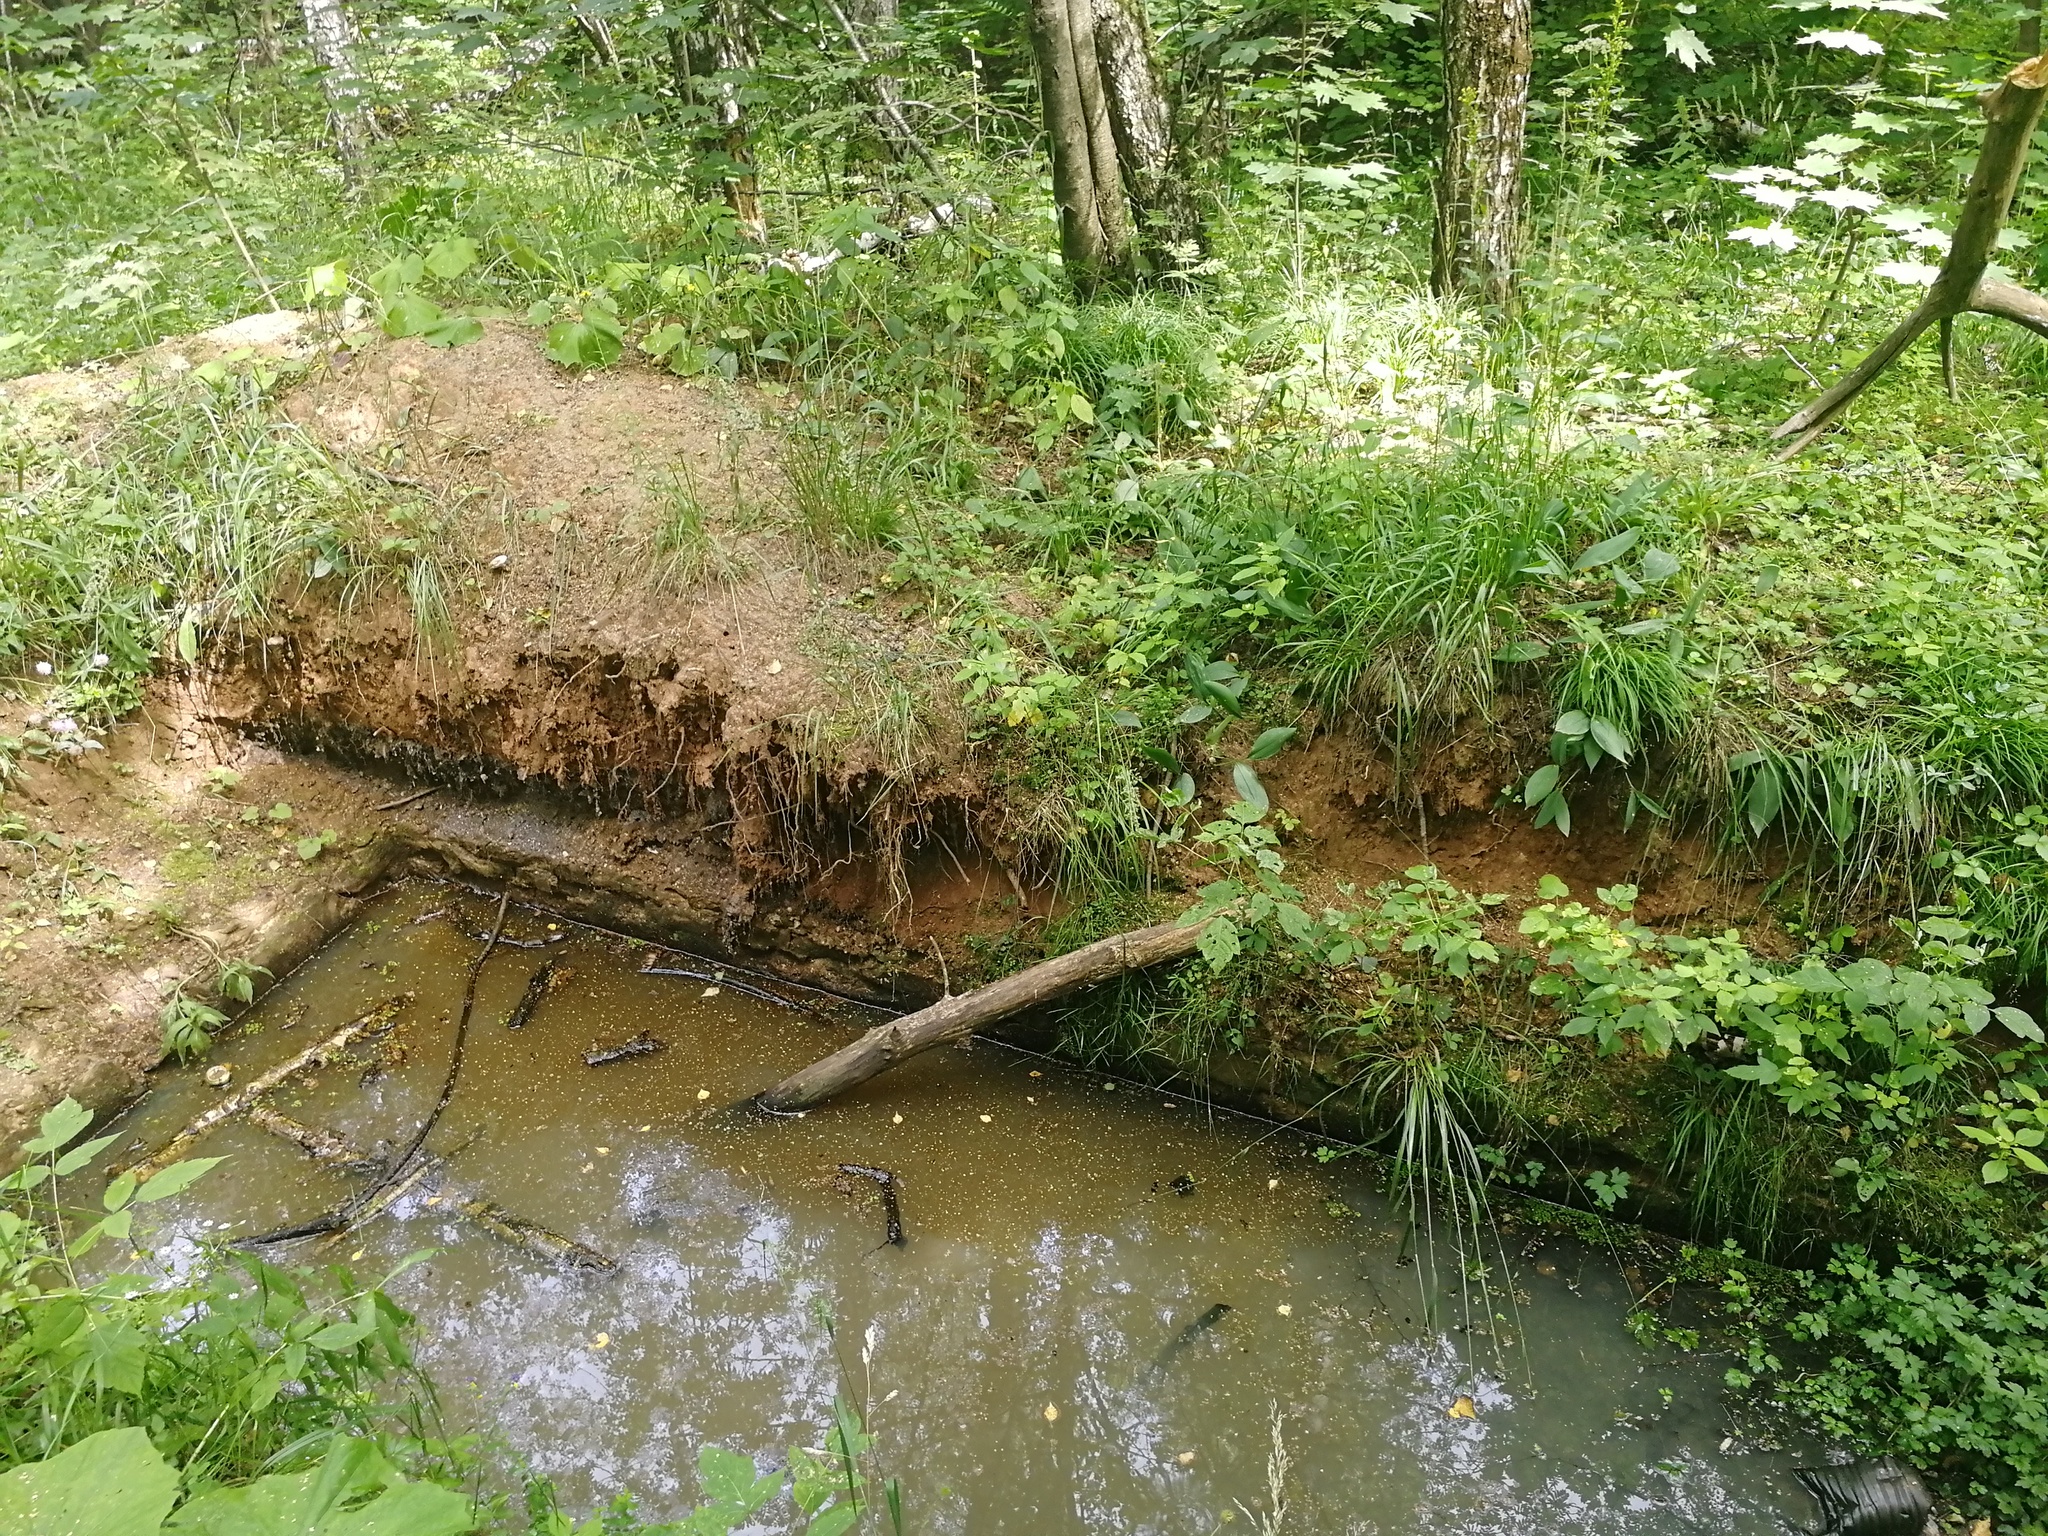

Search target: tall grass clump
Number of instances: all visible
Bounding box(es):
[1274,439,1596,729]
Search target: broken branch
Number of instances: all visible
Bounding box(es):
[753,916,1209,1113]
[1773,55,2048,455]
[119,996,410,1182]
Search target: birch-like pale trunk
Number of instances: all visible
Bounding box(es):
[297,0,366,183]
[1432,0,1531,309]
[1091,0,1195,258]
[712,0,766,241]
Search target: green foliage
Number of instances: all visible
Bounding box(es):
[1727,1227,2048,1528]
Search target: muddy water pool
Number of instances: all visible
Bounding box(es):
[103,882,1816,1533]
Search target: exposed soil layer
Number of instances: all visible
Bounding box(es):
[0,317,1781,1226]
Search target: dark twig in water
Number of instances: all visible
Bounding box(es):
[241,894,509,1247]
[1144,1302,1233,1380]
[462,926,567,950]
[505,959,563,1029]
[459,1198,618,1271]
[838,1162,904,1247]
[584,1031,664,1066]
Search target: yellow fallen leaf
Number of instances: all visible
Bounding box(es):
[424,1196,442,1207]
[892,1113,903,1124]
[1175,1451,1196,1467]
[1448,1395,1478,1420]
[595,1147,609,1155]
[697,1088,711,1100]
[638,1124,650,1132]
[593,1333,609,1348]
[350,1250,364,1262]
[1276,1304,1293,1317]
[979,1113,993,1123]
[701,986,720,998]
[1968,1523,1993,1536]
[1268,1178,1279,1190]
[1042,1404,1059,1422]
[1029,1070,1042,1078]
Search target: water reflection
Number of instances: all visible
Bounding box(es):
[105,882,1813,1533]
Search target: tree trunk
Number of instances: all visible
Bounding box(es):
[754,917,1209,1113]
[712,0,766,241]
[1091,0,1197,263]
[1772,57,2048,455]
[296,0,367,184]
[1031,0,1136,293]
[1432,0,1532,309]
[839,0,940,174]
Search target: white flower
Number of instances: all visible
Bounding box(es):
[33,661,51,676]
[1873,261,1942,286]
[90,653,109,668]
[1742,184,1804,211]
[1729,223,1802,251]
[1810,187,1884,212]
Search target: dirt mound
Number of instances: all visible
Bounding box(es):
[200,321,976,907]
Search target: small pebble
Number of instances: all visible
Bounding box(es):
[203,1065,232,1088]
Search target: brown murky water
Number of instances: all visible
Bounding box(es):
[105,882,1814,1533]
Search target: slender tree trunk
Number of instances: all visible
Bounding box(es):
[297,0,366,185]
[711,0,765,241]
[2024,0,2041,62]
[839,0,939,173]
[1432,0,1531,309]
[1091,0,1197,263]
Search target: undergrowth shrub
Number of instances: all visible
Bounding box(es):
[1731,1227,2048,1530]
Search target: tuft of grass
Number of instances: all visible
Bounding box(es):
[781,415,905,551]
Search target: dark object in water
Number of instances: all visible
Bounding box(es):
[1146,1302,1233,1378]
[459,1198,618,1272]
[1793,1459,1935,1536]
[1170,1173,1196,1197]
[838,1162,905,1247]
[462,925,568,950]
[584,1031,665,1067]
[505,959,565,1029]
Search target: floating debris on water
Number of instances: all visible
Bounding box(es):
[583,1031,664,1067]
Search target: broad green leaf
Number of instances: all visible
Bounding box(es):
[1573,528,1640,570]
[1745,764,1783,835]
[806,1505,859,1536]
[1996,1005,2044,1043]
[1537,874,1571,899]
[305,261,349,302]
[1197,917,1241,971]
[1588,718,1631,763]
[1638,546,1683,582]
[54,1134,119,1177]
[1523,764,1560,806]
[1247,726,1297,761]
[25,1097,92,1155]
[381,293,443,339]
[82,1321,148,1395]
[135,1157,223,1204]
[1554,710,1591,737]
[169,1435,472,1536]
[695,1446,783,1516]
[1231,763,1269,816]
[1494,639,1550,663]
[422,236,478,280]
[419,316,484,349]
[0,1426,177,1536]
[305,1319,375,1352]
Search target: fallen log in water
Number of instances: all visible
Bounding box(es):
[246,1105,381,1171]
[754,917,1209,1113]
[459,1198,618,1272]
[119,996,410,1181]
[313,1155,441,1248]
